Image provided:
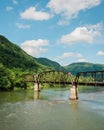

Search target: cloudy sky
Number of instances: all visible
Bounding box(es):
[0,0,104,65]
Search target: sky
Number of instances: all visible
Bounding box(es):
[0,0,104,66]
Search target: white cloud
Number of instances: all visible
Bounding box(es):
[57,52,83,59]
[16,23,31,29]
[6,6,13,11]
[59,23,102,44]
[47,0,101,24]
[20,7,52,21]
[97,51,104,56]
[20,39,49,57]
[53,52,88,65]
[13,0,18,5]
[77,58,88,62]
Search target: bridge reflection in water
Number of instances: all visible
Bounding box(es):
[34,92,40,99]
[23,70,104,100]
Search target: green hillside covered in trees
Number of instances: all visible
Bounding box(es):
[0,35,46,71]
[0,35,46,90]
[65,62,104,75]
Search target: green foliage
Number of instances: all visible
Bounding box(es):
[78,76,94,83]
[0,35,51,91]
[0,35,46,71]
[0,64,14,90]
[0,64,27,90]
[37,57,66,71]
[65,62,104,75]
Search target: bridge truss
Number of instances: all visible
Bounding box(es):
[23,70,104,87]
[23,70,74,85]
[22,70,104,100]
[75,70,104,86]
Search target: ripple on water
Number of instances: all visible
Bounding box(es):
[6,113,17,118]
[0,89,104,130]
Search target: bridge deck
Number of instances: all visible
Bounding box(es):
[26,80,104,86]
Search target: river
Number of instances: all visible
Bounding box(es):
[0,86,104,130]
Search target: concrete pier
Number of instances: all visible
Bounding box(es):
[70,85,78,100]
[34,83,40,92]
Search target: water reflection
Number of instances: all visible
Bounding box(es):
[34,92,40,100]
[70,100,79,110]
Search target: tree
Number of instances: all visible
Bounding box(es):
[0,64,12,90]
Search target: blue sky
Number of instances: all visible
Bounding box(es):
[0,0,104,65]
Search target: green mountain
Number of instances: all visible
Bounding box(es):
[0,35,65,72]
[37,57,66,71]
[0,35,45,72]
[65,62,104,75]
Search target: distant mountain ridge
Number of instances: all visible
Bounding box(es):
[37,58,66,71]
[64,62,104,75]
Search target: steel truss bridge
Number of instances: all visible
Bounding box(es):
[23,70,104,87]
[23,70,104,100]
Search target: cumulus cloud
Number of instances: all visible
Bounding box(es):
[54,52,88,65]
[6,6,13,11]
[20,39,49,57]
[47,0,101,24]
[55,52,83,62]
[77,58,88,62]
[20,7,52,21]
[57,52,83,59]
[59,23,102,44]
[13,0,18,5]
[16,23,31,29]
[97,51,104,56]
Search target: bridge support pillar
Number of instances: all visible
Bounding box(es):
[34,83,41,92]
[70,85,78,100]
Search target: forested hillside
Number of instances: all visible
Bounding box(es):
[37,58,66,71]
[65,62,104,75]
[0,35,64,90]
[0,35,46,71]
[0,35,46,90]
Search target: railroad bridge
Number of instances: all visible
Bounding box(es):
[23,70,104,100]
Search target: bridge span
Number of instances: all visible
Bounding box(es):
[23,70,104,100]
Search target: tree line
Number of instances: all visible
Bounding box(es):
[0,63,27,91]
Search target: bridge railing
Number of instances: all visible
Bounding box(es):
[37,70,74,85]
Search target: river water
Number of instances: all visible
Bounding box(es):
[0,86,104,130]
